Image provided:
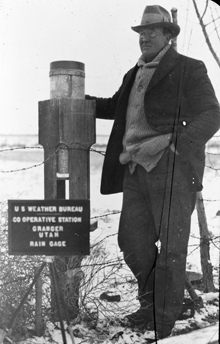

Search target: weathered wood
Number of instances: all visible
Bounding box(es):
[0,330,7,344]
[39,98,96,199]
[171,8,178,50]
[35,266,43,336]
[185,272,204,307]
[38,60,96,324]
[39,99,95,149]
[57,180,65,199]
[196,191,215,292]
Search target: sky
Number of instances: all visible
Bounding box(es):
[0,0,220,136]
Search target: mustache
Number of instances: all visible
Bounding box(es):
[140,44,152,48]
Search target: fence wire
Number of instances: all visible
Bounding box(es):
[0,138,219,249]
[0,137,219,339]
[0,144,219,173]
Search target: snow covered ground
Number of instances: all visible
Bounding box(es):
[14,318,219,344]
[0,134,219,343]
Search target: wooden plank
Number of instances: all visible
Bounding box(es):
[69,149,90,199]
[44,148,57,199]
[38,99,59,148]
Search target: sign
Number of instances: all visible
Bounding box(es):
[8,200,90,256]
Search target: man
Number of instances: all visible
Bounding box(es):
[87,5,220,339]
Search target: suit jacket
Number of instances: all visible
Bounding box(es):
[88,46,220,195]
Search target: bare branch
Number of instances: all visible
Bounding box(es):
[192,0,220,68]
[210,5,220,43]
[204,15,220,28]
[201,0,209,19]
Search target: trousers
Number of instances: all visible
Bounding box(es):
[118,148,197,330]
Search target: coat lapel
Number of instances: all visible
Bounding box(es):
[121,64,139,97]
[146,46,180,92]
[115,64,138,118]
[116,47,180,116]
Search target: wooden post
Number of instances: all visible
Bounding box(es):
[35,266,43,336]
[0,330,7,344]
[38,60,96,321]
[196,191,215,292]
[171,8,178,50]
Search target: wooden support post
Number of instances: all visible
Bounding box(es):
[35,266,43,336]
[185,272,204,308]
[38,60,96,321]
[0,330,7,344]
[171,8,178,50]
[196,191,215,292]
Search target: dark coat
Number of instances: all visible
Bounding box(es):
[88,46,220,195]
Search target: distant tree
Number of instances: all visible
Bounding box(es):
[192,0,220,67]
[192,0,219,292]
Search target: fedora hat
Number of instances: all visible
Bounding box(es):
[131,5,180,39]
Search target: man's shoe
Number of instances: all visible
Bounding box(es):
[124,308,153,327]
[146,321,173,339]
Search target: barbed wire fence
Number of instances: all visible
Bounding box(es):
[0,136,219,340]
[0,140,219,172]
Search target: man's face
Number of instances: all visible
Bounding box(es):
[139,27,168,62]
